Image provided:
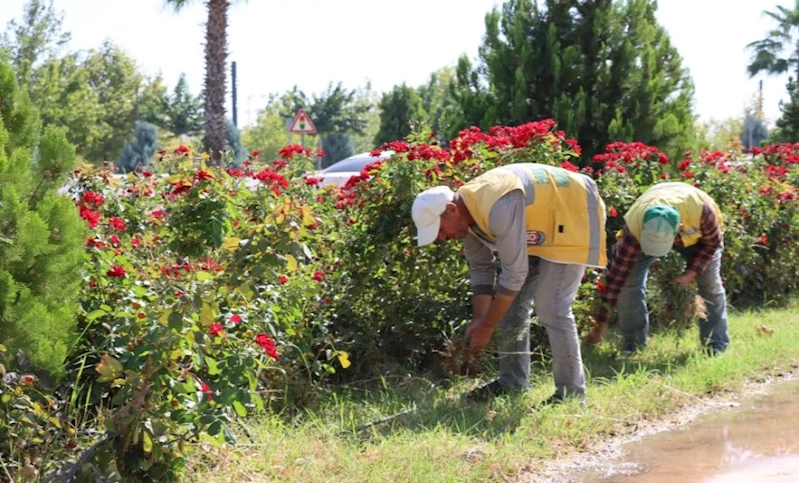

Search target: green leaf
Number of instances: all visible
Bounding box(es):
[142,431,153,453]
[200,302,215,326]
[233,401,247,418]
[86,309,107,321]
[206,357,220,375]
[1,394,11,403]
[133,286,148,297]
[196,272,213,282]
[221,237,241,252]
[174,381,195,393]
[285,254,298,271]
[208,421,222,436]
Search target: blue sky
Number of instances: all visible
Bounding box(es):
[0,0,792,128]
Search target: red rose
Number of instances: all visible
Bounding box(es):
[255,333,280,360]
[278,274,289,285]
[108,217,126,231]
[107,265,126,278]
[313,270,324,282]
[209,323,224,337]
[230,314,242,324]
[609,207,618,218]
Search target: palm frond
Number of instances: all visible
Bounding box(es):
[164,0,195,13]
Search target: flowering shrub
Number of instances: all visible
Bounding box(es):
[8,120,797,480]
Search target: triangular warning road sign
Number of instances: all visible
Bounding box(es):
[289,108,317,134]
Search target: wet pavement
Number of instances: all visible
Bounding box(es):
[577,379,799,482]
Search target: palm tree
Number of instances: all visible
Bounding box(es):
[747,1,799,79]
[165,0,233,165]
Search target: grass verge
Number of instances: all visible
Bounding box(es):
[185,306,799,482]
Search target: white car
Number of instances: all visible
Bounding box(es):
[317,151,393,187]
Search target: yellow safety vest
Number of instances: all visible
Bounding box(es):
[457,163,607,267]
[625,182,723,248]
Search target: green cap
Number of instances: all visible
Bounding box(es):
[640,205,680,257]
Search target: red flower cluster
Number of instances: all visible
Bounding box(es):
[166,178,193,198]
[174,145,190,155]
[592,141,669,166]
[313,270,324,282]
[195,170,214,182]
[107,265,126,278]
[252,168,289,195]
[209,323,224,338]
[370,140,410,157]
[278,144,313,159]
[255,333,280,360]
[160,261,195,278]
[81,191,105,207]
[752,143,799,165]
[108,217,126,231]
[561,161,579,172]
[76,191,105,228]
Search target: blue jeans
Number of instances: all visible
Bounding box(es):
[616,245,729,352]
[495,257,587,398]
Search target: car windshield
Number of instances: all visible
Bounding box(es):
[320,155,378,174]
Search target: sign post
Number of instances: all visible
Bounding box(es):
[289,108,317,150]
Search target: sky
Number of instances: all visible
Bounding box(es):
[0,0,792,129]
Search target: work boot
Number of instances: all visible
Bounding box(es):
[465,379,510,402]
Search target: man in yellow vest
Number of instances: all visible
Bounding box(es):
[412,163,607,403]
[585,182,729,354]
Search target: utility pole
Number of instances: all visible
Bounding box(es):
[231,61,238,127]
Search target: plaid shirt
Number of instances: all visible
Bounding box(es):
[593,202,723,326]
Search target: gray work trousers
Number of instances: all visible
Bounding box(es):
[495,256,587,398]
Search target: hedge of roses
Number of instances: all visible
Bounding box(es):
[3,121,798,481]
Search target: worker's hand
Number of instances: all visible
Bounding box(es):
[584,316,607,346]
[672,269,697,288]
[465,319,494,354]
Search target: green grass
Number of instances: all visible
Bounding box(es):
[185,306,799,482]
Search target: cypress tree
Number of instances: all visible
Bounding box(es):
[0,54,85,378]
[456,0,695,163]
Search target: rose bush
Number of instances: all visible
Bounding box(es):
[5,122,797,480]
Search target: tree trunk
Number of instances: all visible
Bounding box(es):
[203,0,230,165]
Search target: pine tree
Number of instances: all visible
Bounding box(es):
[164,73,203,138]
[116,120,158,173]
[0,54,85,378]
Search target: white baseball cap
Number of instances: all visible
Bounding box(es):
[411,186,455,246]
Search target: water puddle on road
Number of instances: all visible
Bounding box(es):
[577,379,799,482]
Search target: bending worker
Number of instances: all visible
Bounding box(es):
[585,182,729,354]
[412,163,606,403]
